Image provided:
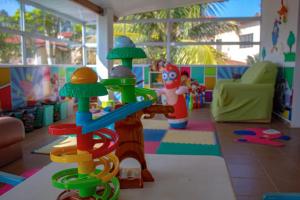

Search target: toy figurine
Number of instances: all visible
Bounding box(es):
[159,64,188,129]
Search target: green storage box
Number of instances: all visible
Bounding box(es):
[43,105,54,126]
[60,101,68,120]
[34,106,44,128]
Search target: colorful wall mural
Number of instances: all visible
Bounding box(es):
[0,66,79,111]
[261,0,299,121]
[133,64,249,103]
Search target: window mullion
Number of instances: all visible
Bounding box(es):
[82,23,87,66]
[20,0,26,65]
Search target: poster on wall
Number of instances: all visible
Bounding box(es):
[0,68,12,111]
[10,67,48,109]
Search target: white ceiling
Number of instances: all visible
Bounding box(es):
[90,0,222,17]
[29,0,97,23]
[30,0,222,22]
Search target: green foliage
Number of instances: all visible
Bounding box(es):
[246,54,260,65]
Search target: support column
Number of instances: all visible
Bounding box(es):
[291,1,300,128]
[96,8,114,101]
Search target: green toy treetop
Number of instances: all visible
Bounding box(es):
[107,36,147,70]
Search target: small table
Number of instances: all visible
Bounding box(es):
[1,154,236,200]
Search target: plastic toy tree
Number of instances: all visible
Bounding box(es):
[287,31,295,52]
[102,36,174,189]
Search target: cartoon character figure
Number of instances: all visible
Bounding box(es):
[190,81,206,109]
[271,19,280,53]
[180,71,191,88]
[278,0,288,23]
[158,64,188,129]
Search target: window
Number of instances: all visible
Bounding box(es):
[0,0,20,30]
[115,0,261,65]
[0,1,87,65]
[240,33,254,48]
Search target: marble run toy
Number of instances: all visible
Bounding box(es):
[48,36,174,199]
[48,67,159,199]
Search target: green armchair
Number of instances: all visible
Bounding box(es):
[211,61,278,122]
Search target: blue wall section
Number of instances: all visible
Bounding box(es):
[217,66,248,79]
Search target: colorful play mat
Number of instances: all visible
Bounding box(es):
[33,119,221,156]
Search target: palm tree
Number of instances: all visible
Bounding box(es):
[114,3,239,65]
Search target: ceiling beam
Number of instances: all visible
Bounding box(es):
[71,0,104,15]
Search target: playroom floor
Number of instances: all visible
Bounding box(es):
[1,106,300,200]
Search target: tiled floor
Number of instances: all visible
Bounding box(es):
[1,106,300,200]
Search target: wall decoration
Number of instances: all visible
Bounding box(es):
[11,67,47,109]
[50,67,60,101]
[205,91,213,102]
[262,47,267,60]
[205,67,216,76]
[205,77,216,90]
[284,31,296,62]
[271,19,280,53]
[180,66,191,87]
[277,0,288,23]
[217,66,248,79]
[191,67,204,84]
[0,68,12,111]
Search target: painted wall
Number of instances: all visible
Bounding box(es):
[132,64,248,103]
[0,66,79,111]
[261,0,299,121]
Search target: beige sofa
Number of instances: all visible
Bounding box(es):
[0,117,25,167]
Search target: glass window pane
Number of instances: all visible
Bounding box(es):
[87,48,96,65]
[0,0,20,30]
[86,23,96,43]
[0,33,21,64]
[25,37,47,65]
[135,46,166,64]
[124,23,167,43]
[171,20,260,43]
[171,44,259,65]
[25,4,82,42]
[24,4,43,33]
[53,43,82,65]
[59,19,82,42]
[26,37,82,65]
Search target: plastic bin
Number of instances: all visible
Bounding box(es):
[60,101,68,120]
[21,107,36,133]
[43,105,54,126]
[34,105,44,128]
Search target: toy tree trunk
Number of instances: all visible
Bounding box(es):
[115,105,174,188]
